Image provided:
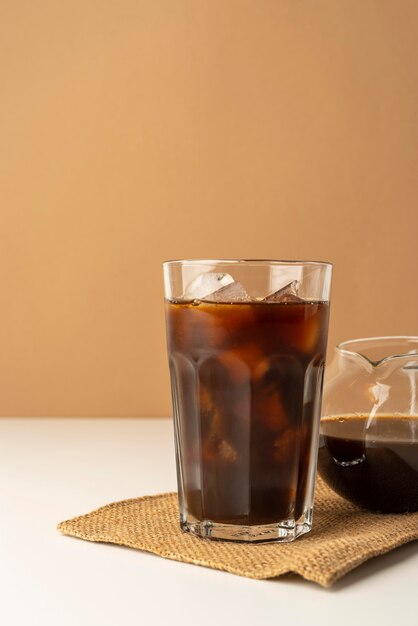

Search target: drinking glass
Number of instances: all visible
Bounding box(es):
[164,259,332,541]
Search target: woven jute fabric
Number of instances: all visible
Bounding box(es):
[57,477,418,587]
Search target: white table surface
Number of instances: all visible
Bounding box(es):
[1,418,417,626]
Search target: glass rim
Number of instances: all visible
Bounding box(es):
[163,258,333,268]
[336,336,418,367]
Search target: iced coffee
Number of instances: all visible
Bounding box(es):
[164,261,332,542]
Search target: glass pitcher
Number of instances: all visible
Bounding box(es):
[317,336,418,513]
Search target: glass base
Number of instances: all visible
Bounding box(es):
[180,510,313,543]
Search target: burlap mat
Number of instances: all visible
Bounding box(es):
[57,477,418,587]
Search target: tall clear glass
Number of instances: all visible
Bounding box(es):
[164,259,332,542]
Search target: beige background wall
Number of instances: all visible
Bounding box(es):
[1,1,417,416]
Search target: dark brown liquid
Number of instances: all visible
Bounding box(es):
[318,414,418,513]
[165,299,329,525]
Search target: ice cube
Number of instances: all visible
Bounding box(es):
[218,439,238,462]
[263,280,304,303]
[183,272,234,300]
[272,428,297,465]
[202,281,250,303]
